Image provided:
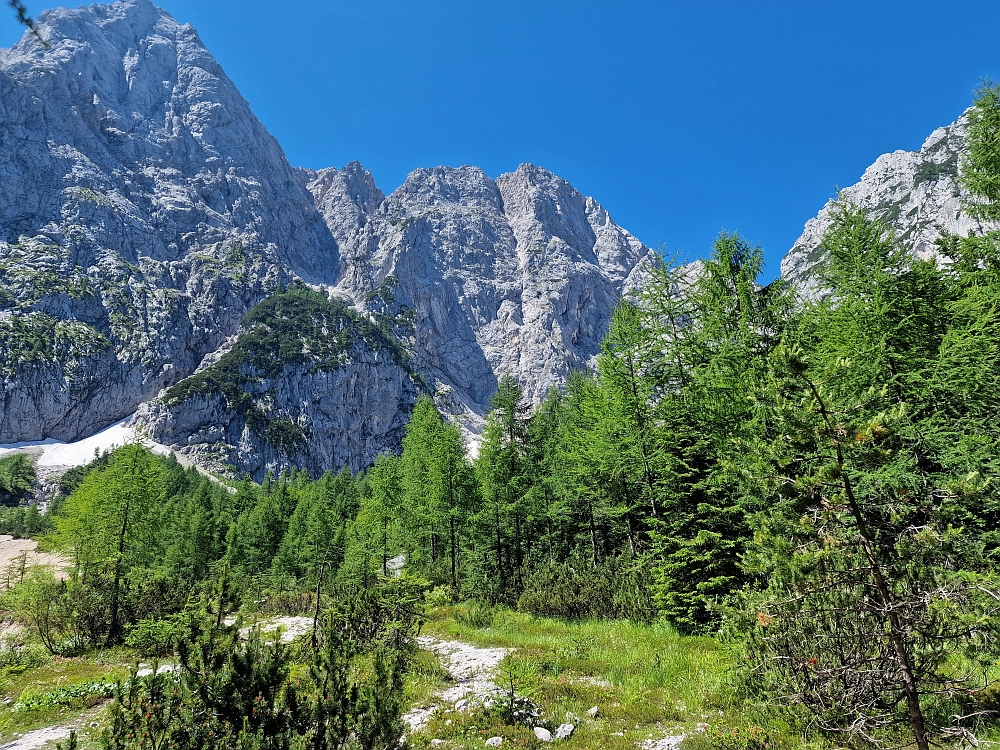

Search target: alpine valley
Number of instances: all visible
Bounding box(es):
[0,0,982,480]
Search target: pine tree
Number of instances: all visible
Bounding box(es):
[474,375,532,599]
[736,202,1000,749]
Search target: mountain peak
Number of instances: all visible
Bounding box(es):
[781,113,991,297]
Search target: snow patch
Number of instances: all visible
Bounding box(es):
[0,418,174,470]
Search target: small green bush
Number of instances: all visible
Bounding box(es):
[13,679,115,712]
[455,600,496,629]
[124,617,182,657]
[709,726,775,750]
[424,585,454,607]
[516,554,652,621]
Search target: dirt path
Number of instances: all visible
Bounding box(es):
[0,536,68,587]
[0,708,101,750]
[403,635,511,733]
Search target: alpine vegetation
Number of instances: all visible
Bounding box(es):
[0,2,999,750]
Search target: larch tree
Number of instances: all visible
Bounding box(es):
[54,443,166,646]
[736,201,1000,750]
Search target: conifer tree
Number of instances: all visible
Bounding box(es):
[474,375,531,599]
[54,443,166,646]
[737,202,1000,750]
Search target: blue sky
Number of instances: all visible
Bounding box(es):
[4,1,1000,280]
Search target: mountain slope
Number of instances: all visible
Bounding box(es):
[135,285,418,480]
[310,162,650,431]
[0,0,339,444]
[782,116,991,296]
[1,0,652,475]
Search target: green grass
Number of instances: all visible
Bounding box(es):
[0,650,133,742]
[408,604,787,750]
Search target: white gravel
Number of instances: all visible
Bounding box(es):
[403,636,512,733]
[0,709,101,750]
[639,735,686,750]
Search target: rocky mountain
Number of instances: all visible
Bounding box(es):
[135,285,419,480]
[782,116,991,297]
[0,0,652,476]
[0,0,338,445]
[308,161,649,432]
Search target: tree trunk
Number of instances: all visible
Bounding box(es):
[587,494,598,569]
[105,498,131,647]
[382,515,388,577]
[450,515,458,593]
[494,497,505,592]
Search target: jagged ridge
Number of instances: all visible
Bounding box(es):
[0,0,652,476]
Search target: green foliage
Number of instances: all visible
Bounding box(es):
[0,503,50,537]
[730,201,1000,749]
[706,727,775,750]
[12,678,115,712]
[124,617,182,657]
[454,600,496,629]
[516,555,651,621]
[961,81,1000,222]
[0,454,35,506]
[53,443,167,645]
[913,153,958,185]
[263,419,307,455]
[101,578,419,750]
[0,313,109,377]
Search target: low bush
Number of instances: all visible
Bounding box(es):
[709,726,775,750]
[124,618,182,657]
[516,554,652,621]
[455,600,496,629]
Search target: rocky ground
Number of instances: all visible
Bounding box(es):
[404,635,512,733]
[0,708,101,750]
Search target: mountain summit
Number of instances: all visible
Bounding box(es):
[0,0,651,476]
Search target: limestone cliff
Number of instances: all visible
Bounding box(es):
[0,0,652,475]
[782,116,991,297]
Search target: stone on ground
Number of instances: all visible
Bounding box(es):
[555,724,575,740]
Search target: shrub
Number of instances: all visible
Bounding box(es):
[424,585,454,607]
[456,600,496,629]
[102,579,421,750]
[516,554,653,621]
[124,618,182,657]
[709,726,775,750]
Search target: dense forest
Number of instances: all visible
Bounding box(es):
[2,84,1000,750]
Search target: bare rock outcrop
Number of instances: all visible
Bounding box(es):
[782,115,992,297]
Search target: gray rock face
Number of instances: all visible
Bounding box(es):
[782,116,991,297]
[316,163,651,432]
[0,0,338,443]
[1,0,652,475]
[136,347,416,482]
[133,290,418,481]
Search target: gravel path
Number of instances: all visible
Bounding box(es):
[0,709,101,750]
[403,636,511,733]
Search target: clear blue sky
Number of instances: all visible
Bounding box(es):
[4,1,1000,280]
